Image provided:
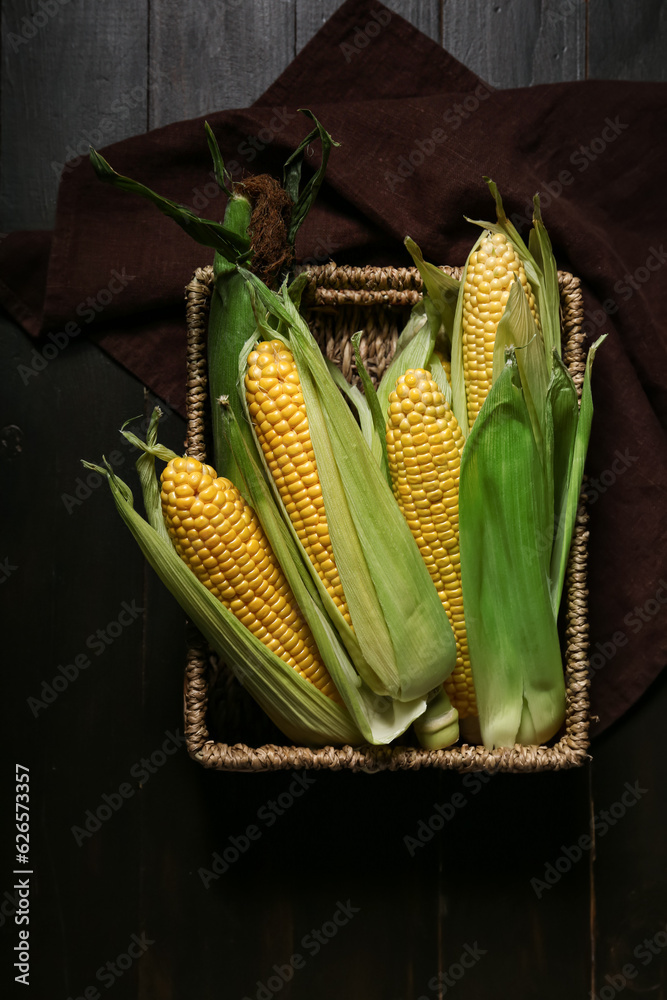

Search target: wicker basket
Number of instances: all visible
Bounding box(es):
[182,263,590,773]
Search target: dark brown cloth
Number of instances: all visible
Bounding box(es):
[3,0,666,735]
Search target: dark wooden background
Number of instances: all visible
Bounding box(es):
[2,1,666,998]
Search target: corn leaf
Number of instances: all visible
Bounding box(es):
[528,195,561,358]
[287,271,310,310]
[204,121,233,197]
[283,110,340,245]
[121,409,176,544]
[351,332,390,483]
[89,149,251,263]
[208,193,256,481]
[325,359,374,452]
[545,352,579,613]
[492,276,549,457]
[550,335,606,610]
[459,356,566,748]
[295,355,401,693]
[449,231,485,438]
[404,237,460,353]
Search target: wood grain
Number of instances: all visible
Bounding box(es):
[441,0,586,87]
[0,322,149,996]
[2,2,666,997]
[295,0,441,51]
[0,0,148,230]
[434,767,592,998]
[588,0,667,81]
[591,671,667,997]
[148,0,295,128]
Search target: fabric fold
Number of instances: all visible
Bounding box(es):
[1,0,665,734]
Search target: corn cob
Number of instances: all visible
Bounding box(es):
[245,340,352,627]
[462,231,539,429]
[160,455,340,702]
[386,369,476,719]
[434,349,452,387]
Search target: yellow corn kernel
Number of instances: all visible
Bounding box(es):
[160,456,340,702]
[463,231,539,428]
[434,348,452,386]
[386,369,476,719]
[245,340,351,626]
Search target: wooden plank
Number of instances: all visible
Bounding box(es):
[296,0,441,52]
[5,3,664,999]
[586,8,667,996]
[262,769,442,998]
[0,318,149,996]
[0,0,148,231]
[2,4,157,995]
[591,672,667,997]
[588,0,667,81]
[131,393,247,1000]
[441,0,586,87]
[148,0,296,129]
[435,767,592,998]
[140,8,302,994]
[151,767,442,999]
[429,3,591,991]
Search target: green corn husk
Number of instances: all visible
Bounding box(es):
[549,334,606,611]
[106,409,437,746]
[528,195,561,359]
[325,357,376,457]
[444,182,605,748]
[426,351,452,405]
[459,354,566,747]
[238,272,460,747]
[207,195,255,482]
[350,332,391,485]
[372,239,460,430]
[492,277,548,456]
[375,304,435,424]
[467,179,554,353]
[84,452,364,748]
[316,294,446,479]
[91,111,338,483]
[221,404,434,745]
[449,231,485,439]
[404,236,460,360]
[204,112,338,480]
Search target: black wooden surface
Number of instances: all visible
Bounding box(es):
[2,2,666,998]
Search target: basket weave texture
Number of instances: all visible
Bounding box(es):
[182,263,590,773]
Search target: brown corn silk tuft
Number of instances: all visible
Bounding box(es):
[234,176,293,287]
